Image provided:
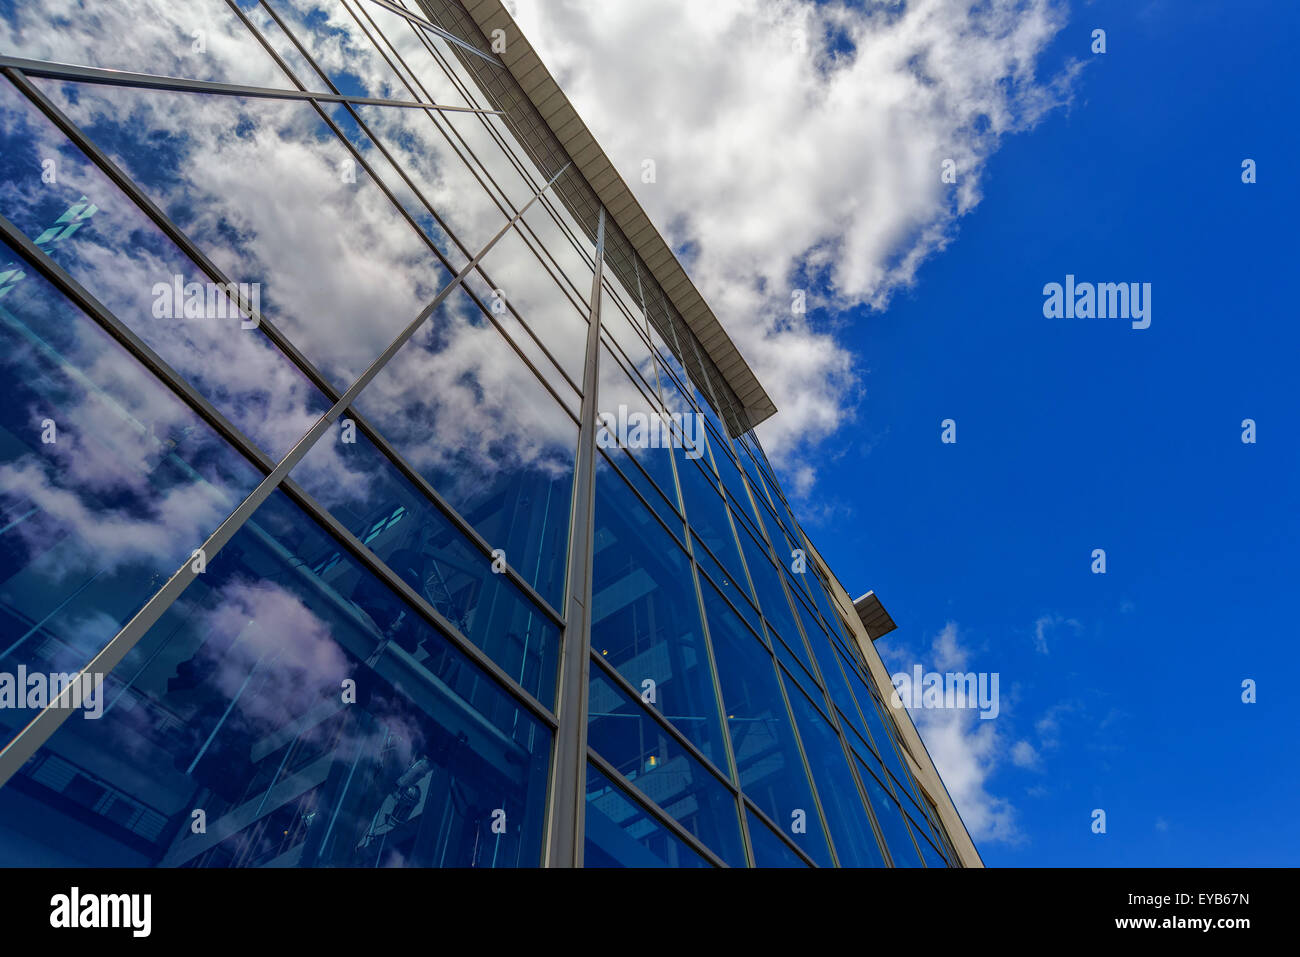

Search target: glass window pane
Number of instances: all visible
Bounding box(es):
[34,81,452,393]
[0,489,551,867]
[584,764,711,868]
[354,284,577,611]
[746,808,811,868]
[775,643,819,703]
[858,760,924,867]
[785,682,885,867]
[596,345,681,516]
[599,449,681,545]
[798,598,872,744]
[0,242,262,747]
[690,533,761,637]
[0,0,296,88]
[674,450,747,593]
[591,462,726,768]
[0,79,335,461]
[587,668,744,866]
[469,225,589,388]
[699,578,831,867]
[736,523,799,648]
[292,414,560,707]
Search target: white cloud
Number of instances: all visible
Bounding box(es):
[882,621,1023,844]
[1033,613,1083,654]
[912,704,1021,845]
[511,0,1080,491]
[1011,739,1040,769]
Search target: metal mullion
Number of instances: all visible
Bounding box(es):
[0,162,571,788]
[0,55,500,114]
[544,208,604,867]
[365,0,504,66]
[278,478,557,728]
[585,749,726,868]
[588,650,735,798]
[742,796,820,868]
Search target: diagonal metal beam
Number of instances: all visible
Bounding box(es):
[0,55,502,113]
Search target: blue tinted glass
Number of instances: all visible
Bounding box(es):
[785,683,885,867]
[857,760,923,867]
[845,660,923,808]
[736,524,799,647]
[0,489,551,867]
[585,764,711,868]
[691,534,762,636]
[0,79,334,462]
[602,448,682,543]
[293,418,560,708]
[591,461,726,767]
[775,641,820,703]
[903,802,950,867]
[746,809,811,868]
[698,579,832,867]
[587,668,744,866]
[353,283,577,610]
[915,830,949,868]
[0,243,262,747]
[674,450,746,583]
[713,442,760,533]
[798,600,871,744]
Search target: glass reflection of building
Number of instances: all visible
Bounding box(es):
[0,0,977,868]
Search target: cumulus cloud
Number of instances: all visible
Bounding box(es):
[511,0,1080,488]
[879,620,1022,844]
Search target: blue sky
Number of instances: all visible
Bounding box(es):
[807,0,1300,865]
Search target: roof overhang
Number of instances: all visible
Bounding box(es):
[452,0,777,432]
[852,592,897,642]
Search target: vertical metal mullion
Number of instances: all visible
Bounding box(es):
[0,163,569,788]
[544,206,604,867]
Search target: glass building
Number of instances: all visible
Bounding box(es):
[0,0,978,867]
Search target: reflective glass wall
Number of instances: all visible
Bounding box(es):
[0,0,963,868]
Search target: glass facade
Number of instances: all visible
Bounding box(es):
[0,0,965,867]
